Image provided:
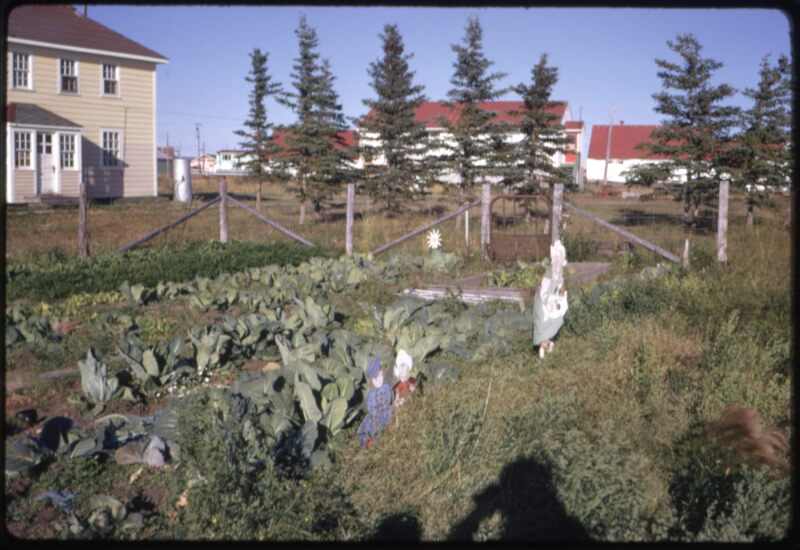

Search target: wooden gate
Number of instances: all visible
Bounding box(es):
[487,194,552,263]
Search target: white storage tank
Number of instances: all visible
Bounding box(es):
[173,158,193,202]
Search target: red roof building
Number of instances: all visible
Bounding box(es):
[364,100,570,129]
[588,124,667,160]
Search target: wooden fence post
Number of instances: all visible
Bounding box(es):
[465,206,469,247]
[78,177,89,258]
[682,238,690,268]
[717,178,728,263]
[551,183,564,245]
[219,178,228,244]
[481,183,491,259]
[346,183,355,256]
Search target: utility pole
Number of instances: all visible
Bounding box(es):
[601,105,615,190]
[195,123,202,176]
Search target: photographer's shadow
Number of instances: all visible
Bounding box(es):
[448,456,589,542]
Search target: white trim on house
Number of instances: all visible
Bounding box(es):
[11,129,35,171]
[8,122,81,131]
[152,70,157,196]
[7,124,15,203]
[8,37,169,65]
[57,56,80,95]
[100,128,124,170]
[100,60,121,98]
[10,49,35,91]
[58,132,80,172]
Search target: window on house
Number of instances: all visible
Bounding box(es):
[102,63,118,96]
[14,132,32,168]
[222,154,231,161]
[102,131,121,167]
[60,59,78,93]
[12,52,31,89]
[60,134,76,169]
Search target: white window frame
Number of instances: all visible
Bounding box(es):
[59,133,79,170]
[13,130,34,170]
[11,50,34,91]
[100,129,124,169]
[58,57,80,95]
[100,62,121,98]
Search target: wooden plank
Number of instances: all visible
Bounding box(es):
[717,178,728,263]
[346,183,355,256]
[219,179,228,244]
[563,201,681,263]
[115,196,220,254]
[400,287,526,312]
[371,199,481,256]
[227,196,314,247]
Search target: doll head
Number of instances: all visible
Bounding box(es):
[394,349,413,382]
[367,356,384,388]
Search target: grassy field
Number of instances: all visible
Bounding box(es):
[4,180,792,541]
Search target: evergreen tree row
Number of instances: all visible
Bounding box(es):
[236,17,791,226]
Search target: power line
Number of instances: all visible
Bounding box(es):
[158,109,242,121]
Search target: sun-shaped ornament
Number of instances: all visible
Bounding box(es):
[426,229,442,250]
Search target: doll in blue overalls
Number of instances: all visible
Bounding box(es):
[358,356,393,448]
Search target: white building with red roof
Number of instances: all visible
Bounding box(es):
[359,100,585,186]
[586,123,674,184]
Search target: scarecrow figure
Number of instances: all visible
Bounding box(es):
[533,239,569,359]
[392,349,419,408]
[358,356,393,448]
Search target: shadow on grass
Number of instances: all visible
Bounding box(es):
[447,456,589,542]
[371,512,423,541]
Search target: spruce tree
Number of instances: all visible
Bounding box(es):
[311,58,353,213]
[509,53,572,194]
[276,17,352,223]
[360,24,430,213]
[441,15,508,218]
[645,33,739,226]
[235,48,282,213]
[736,54,791,232]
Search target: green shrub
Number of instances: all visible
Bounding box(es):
[534,422,677,542]
[6,240,325,301]
[171,387,363,540]
[669,441,791,542]
[562,232,602,262]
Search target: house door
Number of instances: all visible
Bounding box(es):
[37,132,55,194]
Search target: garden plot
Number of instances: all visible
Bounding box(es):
[5,251,538,538]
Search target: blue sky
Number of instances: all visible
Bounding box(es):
[87,5,791,157]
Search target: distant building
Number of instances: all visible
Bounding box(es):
[157,146,174,175]
[214,150,254,174]
[586,123,675,184]
[190,154,216,173]
[359,100,585,186]
[6,5,168,203]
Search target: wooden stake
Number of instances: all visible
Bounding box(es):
[682,238,690,268]
[219,178,228,244]
[78,177,89,258]
[465,206,469,248]
[480,183,490,259]
[551,183,564,245]
[717,178,729,263]
[346,183,355,256]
